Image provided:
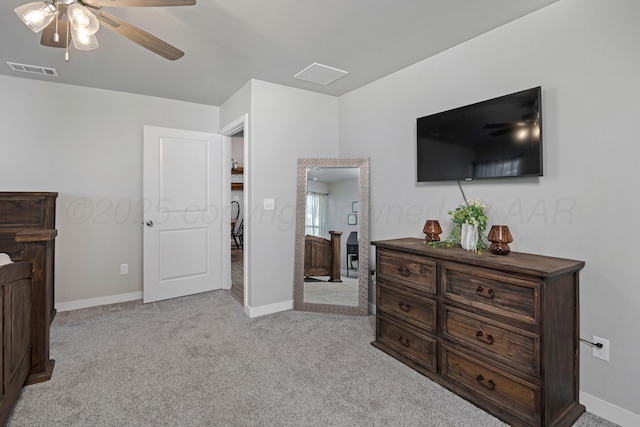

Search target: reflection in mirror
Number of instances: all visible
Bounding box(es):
[294,158,369,316]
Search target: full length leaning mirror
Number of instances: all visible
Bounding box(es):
[293,157,369,316]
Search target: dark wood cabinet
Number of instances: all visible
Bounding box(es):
[372,238,585,427]
[0,192,57,385]
[0,262,33,424]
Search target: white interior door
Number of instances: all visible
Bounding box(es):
[143,126,224,303]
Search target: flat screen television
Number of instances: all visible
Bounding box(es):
[417,87,543,182]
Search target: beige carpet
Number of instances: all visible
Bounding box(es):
[303,276,359,306]
[7,290,618,426]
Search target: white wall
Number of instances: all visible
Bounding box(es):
[0,76,219,307]
[307,181,329,194]
[221,80,339,313]
[338,0,640,422]
[250,80,339,309]
[219,80,251,131]
[327,178,359,272]
[231,136,244,167]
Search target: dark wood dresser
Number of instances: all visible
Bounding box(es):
[0,262,33,424]
[0,192,57,384]
[372,237,585,427]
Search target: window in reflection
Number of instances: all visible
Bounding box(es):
[305,191,328,237]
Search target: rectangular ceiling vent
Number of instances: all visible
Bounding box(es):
[294,63,348,85]
[7,62,59,77]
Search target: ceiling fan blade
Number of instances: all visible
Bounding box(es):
[86,0,195,7]
[490,128,514,136]
[96,11,184,60]
[40,14,70,48]
[483,123,513,129]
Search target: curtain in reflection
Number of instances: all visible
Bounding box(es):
[305,191,328,237]
[473,157,522,177]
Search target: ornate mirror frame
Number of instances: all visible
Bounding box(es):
[293,157,370,316]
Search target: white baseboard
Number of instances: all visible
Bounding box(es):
[56,293,294,318]
[55,292,142,313]
[580,391,639,427]
[246,299,293,317]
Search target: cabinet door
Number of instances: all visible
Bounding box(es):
[442,346,540,426]
[4,279,31,389]
[378,281,437,333]
[377,315,437,373]
[441,262,540,326]
[0,288,3,397]
[442,305,540,376]
[377,250,436,294]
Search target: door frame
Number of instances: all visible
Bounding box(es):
[220,114,250,314]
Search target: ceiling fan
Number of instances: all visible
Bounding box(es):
[14,0,196,61]
[484,113,539,136]
[483,100,540,140]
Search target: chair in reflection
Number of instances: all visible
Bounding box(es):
[346,232,358,277]
[231,201,242,249]
[232,219,244,249]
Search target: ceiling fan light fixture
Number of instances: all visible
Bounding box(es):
[71,28,99,50]
[14,1,56,33]
[68,3,99,35]
[17,0,191,61]
[516,128,529,141]
[532,124,540,138]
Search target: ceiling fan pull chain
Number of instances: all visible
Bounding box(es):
[65,18,69,62]
[53,1,59,43]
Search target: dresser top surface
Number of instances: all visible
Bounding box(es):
[0,192,58,198]
[373,237,584,278]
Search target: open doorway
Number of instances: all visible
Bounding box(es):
[221,114,249,310]
[230,129,244,304]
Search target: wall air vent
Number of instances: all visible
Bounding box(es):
[294,63,348,85]
[7,62,59,77]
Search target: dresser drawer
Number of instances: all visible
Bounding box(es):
[378,281,437,333]
[442,306,539,376]
[441,262,540,325]
[377,249,436,294]
[377,315,437,373]
[442,347,540,425]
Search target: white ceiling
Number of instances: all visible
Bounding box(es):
[0,0,559,106]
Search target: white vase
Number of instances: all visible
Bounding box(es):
[460,222,478,252]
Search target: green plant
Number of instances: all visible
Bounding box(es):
[427,198,489,251]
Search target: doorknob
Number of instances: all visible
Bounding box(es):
[146,220,154,227]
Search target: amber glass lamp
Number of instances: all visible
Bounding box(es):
[488,225,513,255]
[423,220,442,242]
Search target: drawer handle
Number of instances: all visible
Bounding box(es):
[397,336,411,347]
[475,286,495,299]
[475,331,494,345]
[398,267,411,277]
[476,374,496,391]
[398,302,411,312]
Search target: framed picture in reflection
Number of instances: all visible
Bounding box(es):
[348,214,357,225]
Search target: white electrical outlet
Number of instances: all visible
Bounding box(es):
[120,264,128,275]
[592,336,610,362]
